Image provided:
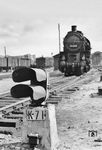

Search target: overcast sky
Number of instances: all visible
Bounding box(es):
[0,0,101,57]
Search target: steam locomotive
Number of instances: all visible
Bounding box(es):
[59,25,91,76]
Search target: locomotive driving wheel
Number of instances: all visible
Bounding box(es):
[64,72,70,77]
[84,65,90,72]
[76,67,84,76]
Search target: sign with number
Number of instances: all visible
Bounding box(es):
[26,108,47,120]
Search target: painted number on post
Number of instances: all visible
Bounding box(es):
[26,108,46,120]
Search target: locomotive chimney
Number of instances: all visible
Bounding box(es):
[71,25,77,32]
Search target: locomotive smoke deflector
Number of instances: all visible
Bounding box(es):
[71,25,77,32]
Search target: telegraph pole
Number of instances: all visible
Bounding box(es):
[58,24,61,53]
[4,46,6,58]
[4,46,8,72]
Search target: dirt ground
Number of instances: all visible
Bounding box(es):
[56,69,102,150]
[0,69,102,149]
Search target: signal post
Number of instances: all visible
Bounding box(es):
[10,67,59,150]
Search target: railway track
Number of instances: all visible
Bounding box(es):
[50,69,99,98]
[50,76,79,93]
[0,74,75,110]
[0,69,99,111]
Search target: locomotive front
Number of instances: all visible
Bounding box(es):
[59,25,91,76]
[64,26,83,53]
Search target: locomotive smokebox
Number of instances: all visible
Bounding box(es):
[71,25,77,32]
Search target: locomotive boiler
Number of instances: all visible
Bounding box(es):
[59,25,91,76]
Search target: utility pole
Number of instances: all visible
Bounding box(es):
[4,46,8,72]
[4,46,6,58]
[58,24,61,53]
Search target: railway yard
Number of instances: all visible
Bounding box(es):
[0,0,101,149]
[0,68,101,149]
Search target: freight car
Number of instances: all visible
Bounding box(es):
[36,57,54,69]
[59,25,91,76]
[0,56,32,71]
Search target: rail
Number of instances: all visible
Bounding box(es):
[0,69,98,114]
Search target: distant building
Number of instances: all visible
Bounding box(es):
[53,53,60,70]
[36,57,53,68]
[92,51,102,66]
